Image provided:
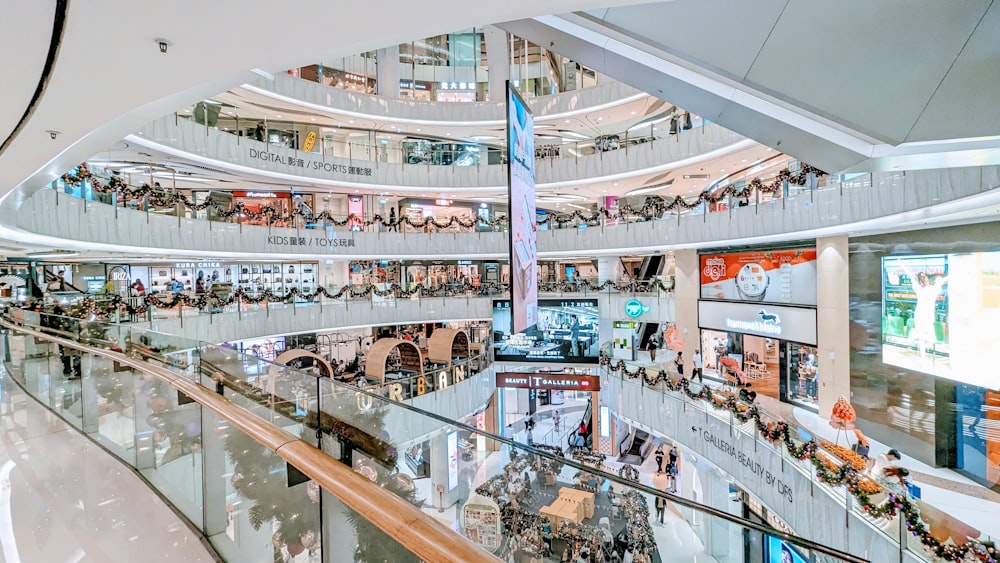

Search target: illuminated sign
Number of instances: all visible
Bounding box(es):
[599,405,610,438]
[447,432,459,492]
[495,372,601,391]
[699,300,816,345]
[174,262,221,269]
[624,299,649,318]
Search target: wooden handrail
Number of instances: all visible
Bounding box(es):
[3,319,500,563]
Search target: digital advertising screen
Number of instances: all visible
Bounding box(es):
[492,299,599,363]
[700,248,817,305]
[766,536,807,563]
[881,252,1000,387]
[507,82,537,334]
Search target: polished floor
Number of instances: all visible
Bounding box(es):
[0,368,216,563]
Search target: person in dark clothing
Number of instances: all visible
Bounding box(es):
[654,496,667,524]
[654,446,665,472]
[254,122,265,142]
[388,207,397,232]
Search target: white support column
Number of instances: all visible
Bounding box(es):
[674,249,700,365]
[376,46,400,98]
[816,235,850,419]
[483,25,510,101]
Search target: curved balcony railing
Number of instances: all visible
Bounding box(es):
[1,316,498,563]
[2,314,865,563]
[22,165,1000,259]
[599,355,996,563]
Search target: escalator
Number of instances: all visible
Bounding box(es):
[566,399,593,450]
[41,269,84,293]
[617,427,653,465]
[632,254,665,350]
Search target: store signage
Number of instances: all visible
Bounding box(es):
[301,131,317,153]
[439,81,475,90]
[599,405,610,438]
[247,148,373,177]
[399,80,428,90]
[108,266,130,281]
[698,300,817,345]
[495,372,601,391]
[697,426,794,503]
[461,496,502,552]
[175,262,221,269]
[267,235,356,248]
[624,299,649,318]
[447,432,459,491]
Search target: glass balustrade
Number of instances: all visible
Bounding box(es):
[2,312,869,563]
[600,358,997,563]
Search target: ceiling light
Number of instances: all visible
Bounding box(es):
[446,133,451,136]
[630,111,636,115]
[349,120,355,124]
[564,119,570,124]
[624,185,668,197]
[597,116,604,121]
[416,128,421,132]
[742,159,747,162]
[276,114,282,118]
[310,117,316,122]
[27,251,80,259]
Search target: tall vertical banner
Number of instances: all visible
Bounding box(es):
[507,82,537,333]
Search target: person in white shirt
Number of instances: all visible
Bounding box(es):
[692,350,704,382]
[870,448,901,478]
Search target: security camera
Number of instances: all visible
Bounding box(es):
[155,38,170,54]
[46,130,60,140]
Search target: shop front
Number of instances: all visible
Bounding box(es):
[698,300,819,410]
[398,198,495,233]
[698,245,819,409]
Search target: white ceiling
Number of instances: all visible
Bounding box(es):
[505,1,1000,172]
[0,0,642,220]
[0,0,57,150]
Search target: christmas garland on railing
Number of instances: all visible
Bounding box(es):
[60,162,827,230]
[27,278,674,321]
[600,355,998,563]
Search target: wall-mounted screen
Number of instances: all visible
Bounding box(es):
[700,247,817,305]
[881,252,1000,387]
[507,83,537,333]
[492,299,599,363]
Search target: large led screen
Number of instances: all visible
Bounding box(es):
[492,300,599,363]
[700,248,817,305]
[766,536,807,563]
[507,83,537,333]
[881,252,1000,387]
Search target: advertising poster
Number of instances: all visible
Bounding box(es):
[507,83,537,333]
[447,431,459,491]
[492,300,599,363]
[461,495,502,552]
[700,248,817,305]
[881,252,1000,387]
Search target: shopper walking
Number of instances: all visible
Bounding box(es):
[654,495,667,525]
[552,410,561,431]
[654,445,664,472]
[646,333,658,362]
[388,207,397,232]
[674,351,685,378]
[692,349,704,382]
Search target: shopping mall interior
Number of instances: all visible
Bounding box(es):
[0,2,998,562]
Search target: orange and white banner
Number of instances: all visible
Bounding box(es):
[700,248,817,305]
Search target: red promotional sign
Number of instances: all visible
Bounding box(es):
[495,372,601,391]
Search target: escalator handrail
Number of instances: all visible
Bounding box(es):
[2,318,499,563]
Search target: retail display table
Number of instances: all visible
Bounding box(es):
[558,487,595,519]
[540,498,583,529]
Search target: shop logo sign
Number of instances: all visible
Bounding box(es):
[757,309,781,324]
[703,257,726,281]
[624,299,649,318]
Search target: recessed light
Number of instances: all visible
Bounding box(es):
[564,119,570,124]
[349,120,355,124]
[310,117,316,121]
[720,169,726,172]
[597,116,604,121]
[446,132,451,136]
[742,159,747,162]
[276,114,282,118]
[630,111,636,115]
[416,128,421,132]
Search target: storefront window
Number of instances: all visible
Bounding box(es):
[787,344,819,408]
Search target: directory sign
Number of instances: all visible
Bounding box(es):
[507,82,537,333]
[881,252,1000,388]
[700,247,817,305]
